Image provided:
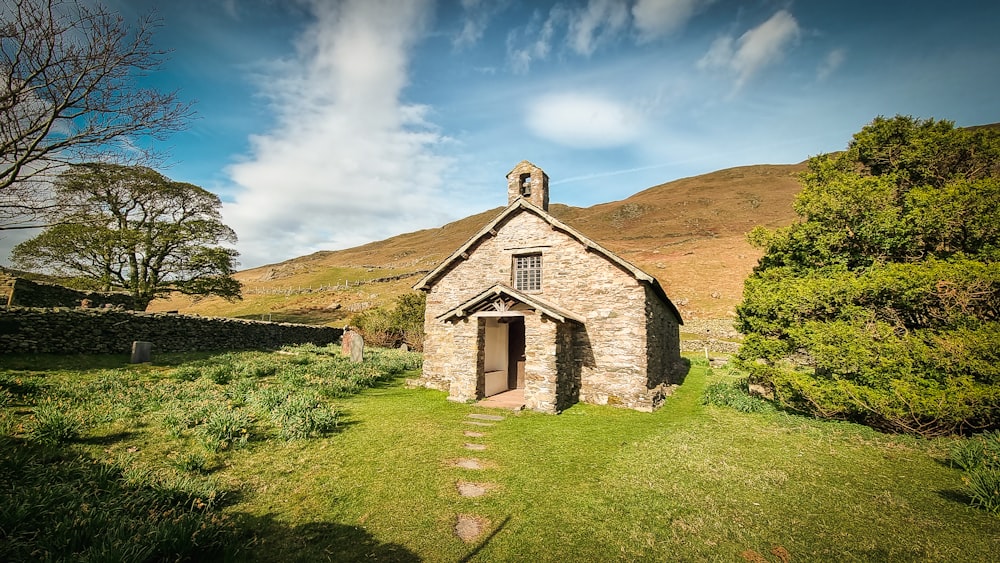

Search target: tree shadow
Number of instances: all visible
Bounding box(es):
[231,514,421,562]
[0,437,421,562]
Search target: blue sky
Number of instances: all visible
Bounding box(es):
[13,0,1000,269]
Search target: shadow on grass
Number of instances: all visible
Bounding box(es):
[1,436,419,562]
[231,514,421,562]
[936,488,974,506]
[75,430,138,445]
[0,438,242,562]
[459,515,511,563]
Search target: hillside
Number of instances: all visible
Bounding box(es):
[147,162,807,323]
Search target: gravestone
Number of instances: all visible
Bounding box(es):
[130,341,152,363]
[341,329,353,356]
[399,342,409,352]
[350,332,364,363]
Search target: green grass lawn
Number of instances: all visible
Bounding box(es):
[2,351,997,561]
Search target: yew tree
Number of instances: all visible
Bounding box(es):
[11,163,241,309]
[736,116,1000,436]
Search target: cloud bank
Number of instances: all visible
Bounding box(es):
[526,92,643,148]
[698,9,801,89]
[222,0,451,269]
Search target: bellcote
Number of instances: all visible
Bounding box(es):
[506,160,549,211]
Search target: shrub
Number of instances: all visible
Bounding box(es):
[171,452,210,474]
[224,378,258,408]
[350,292,426,351]
[273,391,339,440]
[951,431,1000,514]
[171,366,201,382]
[28,401,83,445]
[235,357,280,378]
[204,364,233,385]
[250,385,288,411]
[703,380,775,414]
[198,407,252,451]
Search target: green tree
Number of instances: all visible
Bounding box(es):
[11,163,241,309]
[737,116,1000,436]
[350,292,426,350]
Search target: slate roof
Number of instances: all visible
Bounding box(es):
[413,197,683,325]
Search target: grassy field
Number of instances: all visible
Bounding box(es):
[2,350,997,561]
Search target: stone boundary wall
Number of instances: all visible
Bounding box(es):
[0,307,342,355]
[1,274,136,310]
[680,319,743,354]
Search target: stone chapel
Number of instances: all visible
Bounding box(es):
[412,161,685,413]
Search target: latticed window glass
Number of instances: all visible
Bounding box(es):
[514,254,542,291]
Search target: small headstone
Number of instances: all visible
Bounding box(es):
[399,342,409,352]
[130,341,152,363]
[350,332,364,363]
[341,329,353,356]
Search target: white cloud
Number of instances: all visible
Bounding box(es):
[507,7,563,74]
[567,0,629,56]
[526,92,643,149]
[632,0,713,41]
[453,0,506,50]
[697,9,800,89]
[817,48,846,81]
[222,0,452,269]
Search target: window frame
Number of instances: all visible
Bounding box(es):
[512,253,542,292]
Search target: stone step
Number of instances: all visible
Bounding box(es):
[464,431,485,438]
[457,482,492,498]
[464,421,495,427]
[463,443,487,451]
[467,413,504,421]
[452,458,485,470]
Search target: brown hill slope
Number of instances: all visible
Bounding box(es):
[148,162,807,322]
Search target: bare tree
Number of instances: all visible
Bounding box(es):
[0,0,193,228]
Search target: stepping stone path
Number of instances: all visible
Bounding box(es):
[451,411,506,543]
[456,481,491,498]
[467,413,504,421]
[455,514,488,543]
[452,457,486,470]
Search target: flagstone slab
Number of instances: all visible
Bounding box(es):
[468,413,504,421]
[457,482,492,498]
[450,458,487,470]
[455,514,488,543]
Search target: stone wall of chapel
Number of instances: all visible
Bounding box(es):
[422,210,660,409]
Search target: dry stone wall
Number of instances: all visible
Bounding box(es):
[0,307,342,355]
[0,274,136,309]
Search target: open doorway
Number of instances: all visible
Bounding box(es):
[482,316,526,397]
